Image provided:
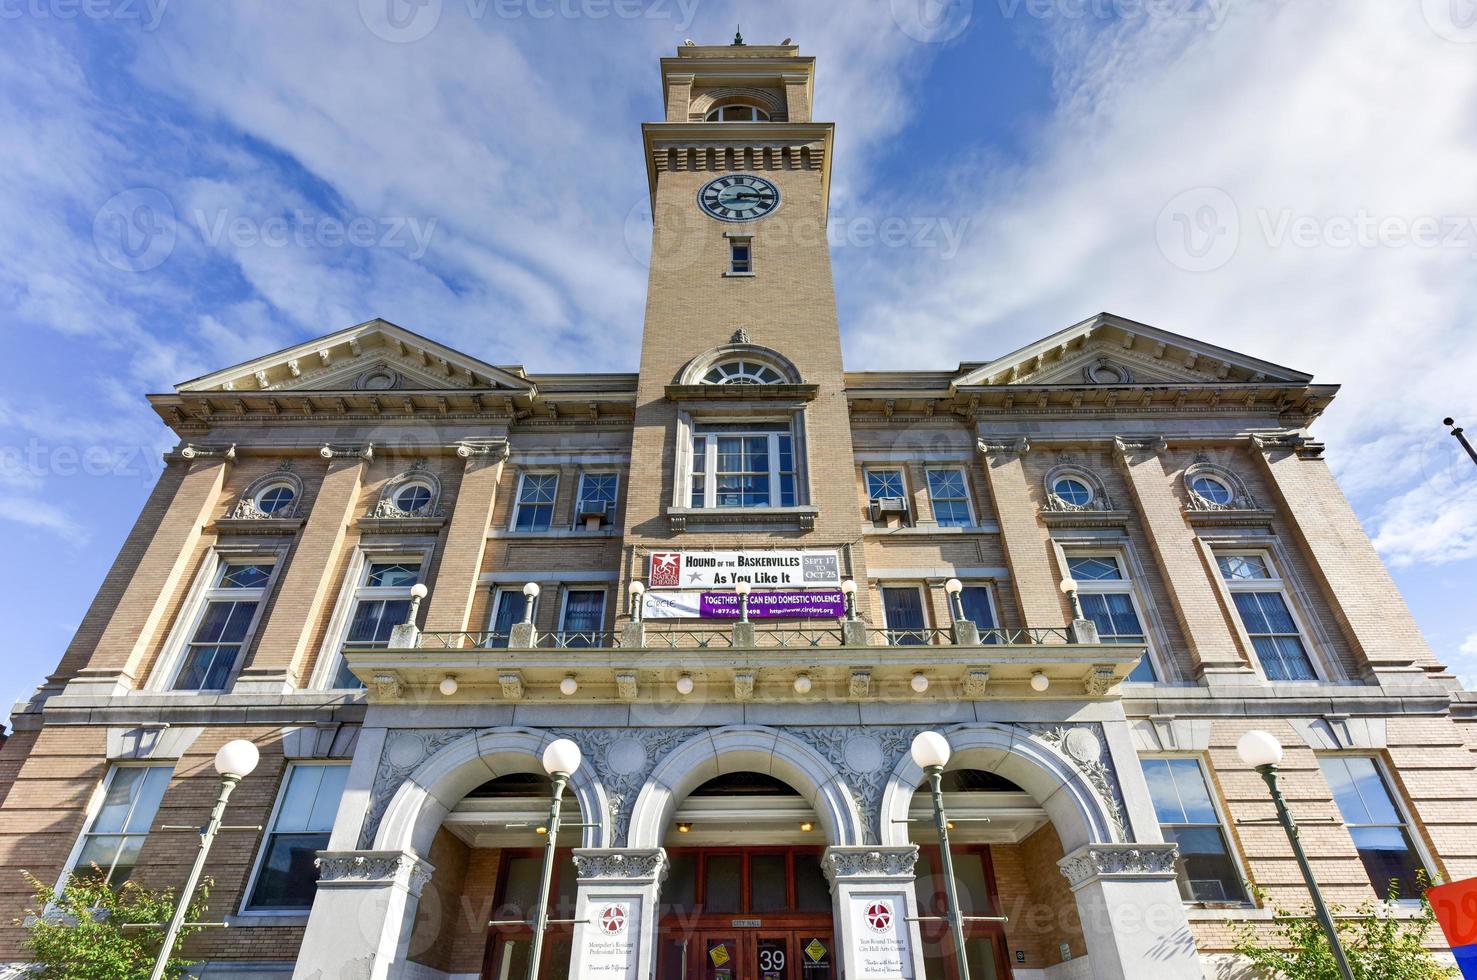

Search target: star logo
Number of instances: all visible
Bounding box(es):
[864,901,892,933]
[650,553,681,587]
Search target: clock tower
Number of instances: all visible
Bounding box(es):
[623,39,863,575]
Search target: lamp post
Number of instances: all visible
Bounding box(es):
[1445,418,1477,468]
[148,740,260,980]
[735,580,752,622]
[1059,577,1083,621]
[527,738,582,980]
[840,579,857,620]
[944,578,965,622]
[1237,730,1355,980]
[521,581,540,623]
[628,579,646,621]
[911,731,971,980]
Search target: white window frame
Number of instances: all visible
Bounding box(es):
[238,761,351,917]
[690,427,797,509]
[148,548,285,693]
[556,587,608,644]
[953,581,1001,634]
[510,471,560,532]
[704,103,771,122]
[925,467,975,528]
[490,586,538,640]
[313,548,432,690]
[572,471,619,530]
[1316,753,1437,902]
[56,763,174,892]
[864,467,908,502]
[1215,549,1327,683]
[878,582,932,642]
[1065,550,1164,683]
[1139,753,1252,906]
[727,236,753,275]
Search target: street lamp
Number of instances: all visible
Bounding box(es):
[148,740,260,980]
[944,578,965,621]
[1059,577,1084,621]
[1444,418,1477,468]
[628,580,646,621]
[526,738,582,980]
[521,582,540,623]
[911,731,972,980]
[840,579,857,620]
[735,580,752,622]
[1237,730,1355,980]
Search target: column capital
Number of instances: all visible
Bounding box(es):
[573,847,668,883]
[822,845,918,882]
[1112,435,1167,456]
[1057,842,1179,890]
[976,436,1029,457]
[314,849,435,896]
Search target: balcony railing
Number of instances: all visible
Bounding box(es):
[408,622,1075,651]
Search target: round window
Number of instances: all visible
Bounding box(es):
[396,483,433,513]
[255,483,296,514]
[1190,475,1234,505]
[702,360,784,385]
[1052,477,1093,506]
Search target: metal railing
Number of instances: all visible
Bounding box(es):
[407,623,1075,651]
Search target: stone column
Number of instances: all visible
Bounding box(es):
[976,438,1067,631]
[1057,843,1204,980]
[1251,435,1436,682]
[422,443,508,636]
[68,454,229,695]
[237,453,366,691]
[1113,437,1253,684]
[567,848,667,980]
[292,850,434,980]
[823,846,926,980]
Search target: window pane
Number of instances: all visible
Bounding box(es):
[867,470,904,500]
[1067,556,1121,580]
[248,832,330,909]
[881,587,925,644]
[793,853,830,912]
[952,852,992,916]
[1101,593,1144,640]
[1127,653,1157,683]
[74,834,127,880]
[498,855,544,920]
[749,853,787,912]
[1054,477,1093,505]
[174,644,237,691]
[365,563,418,587]
[121,767,172,833]
[1351,827,1425,898]
[664,853,697,914]
[959,587,995,631]
[561,590,606,642]
[492,591,529,644]
[347,599,410,644]
[220,564,273,588]
[1169,759,1218,823]
[703,854,741,914]
[1163,825,1244,902]
[1142,759,1186,824]
[1217,554,1269,580]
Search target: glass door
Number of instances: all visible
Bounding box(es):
[702,934,740,980]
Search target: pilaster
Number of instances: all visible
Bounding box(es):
[237,453,366,691]
[68,454,229,695]
[569,848,668,980]
[422,442,508,635]
[822,845,926,980]
[292,850,434,980]
[1113,437,1253,684]
[976,438,1066,630]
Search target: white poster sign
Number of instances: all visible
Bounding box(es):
[648,550,841,589]
[850,896,913,979]
[581,900,640,977]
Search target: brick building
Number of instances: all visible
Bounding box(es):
[2,39,1474,980]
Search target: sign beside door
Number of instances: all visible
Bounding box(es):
[850,896,913,979]
[581,900,639,977]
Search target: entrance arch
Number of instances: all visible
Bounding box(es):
[374,727,612,855]
[627,725,866,848]
[877,723,1122,852]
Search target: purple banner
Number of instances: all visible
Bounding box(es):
[700,589,847,619]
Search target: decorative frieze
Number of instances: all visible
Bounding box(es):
[1021,724,1128,842]
[573,848,668,882]
[1058,843,1179,889]
[962,668,990,700]
[315,850,435,895]
[822,846,918,881]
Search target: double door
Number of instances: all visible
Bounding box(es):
[674,930,834,980]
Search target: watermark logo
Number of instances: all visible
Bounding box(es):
[991,0,1233,31]
[359,0,443,43]
[0,0,170,30]
[361,0,698,42]
[93,187,176,272]
[193,209,438,260]
[1421,0,1477,42]
[1155,186,1239,272]
[891,0,974,42]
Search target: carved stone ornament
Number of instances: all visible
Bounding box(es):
[1083,665,1117,697]
[456,440,512,460]
[730,328,751,344]
[1112,436,1167,455]
[315,850,435,895]
[822,847,919,881]
[1058,843,1179,889]
[977,437,1030,457]
[573,849,668,882]
[371,672,402,699]
[962,668,990,700]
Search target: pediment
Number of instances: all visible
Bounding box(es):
[176,318,535,395]
[953,312,1313,388]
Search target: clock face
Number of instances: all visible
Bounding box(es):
[698,174,780,222]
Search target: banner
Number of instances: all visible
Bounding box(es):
[648,550,841,589]
[642,589,847,620]
[1429,878,1477,978]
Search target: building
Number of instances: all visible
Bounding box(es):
[2,38,1475,980]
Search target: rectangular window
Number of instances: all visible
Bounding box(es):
[1319,756,1427,898]
[512,472,558,531]
[69,765,173,888]
[881,585,928,645]
[1141,757,1246,903]
[729,238,752,274]
[866,469,906,501]
[1217,553,1317,681]
[926,468,973,527]
[1065,555,1157,682]
[172,562,275,691]
[957,585,999,643]
[574,473,618,528]
[690,424,796,508]
[246,764,349,912]
[330,560,421,689]
[558,590,606,647]
[490,588,534,648]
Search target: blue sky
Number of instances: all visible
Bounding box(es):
[1,0,1475,710]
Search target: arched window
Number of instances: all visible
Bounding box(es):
[1183,459,1255,511]
[374,463,442,519]
[704,103,770,122]
[702,359,785,385]
[232,465,304,520]
[1042,464,1112,512]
